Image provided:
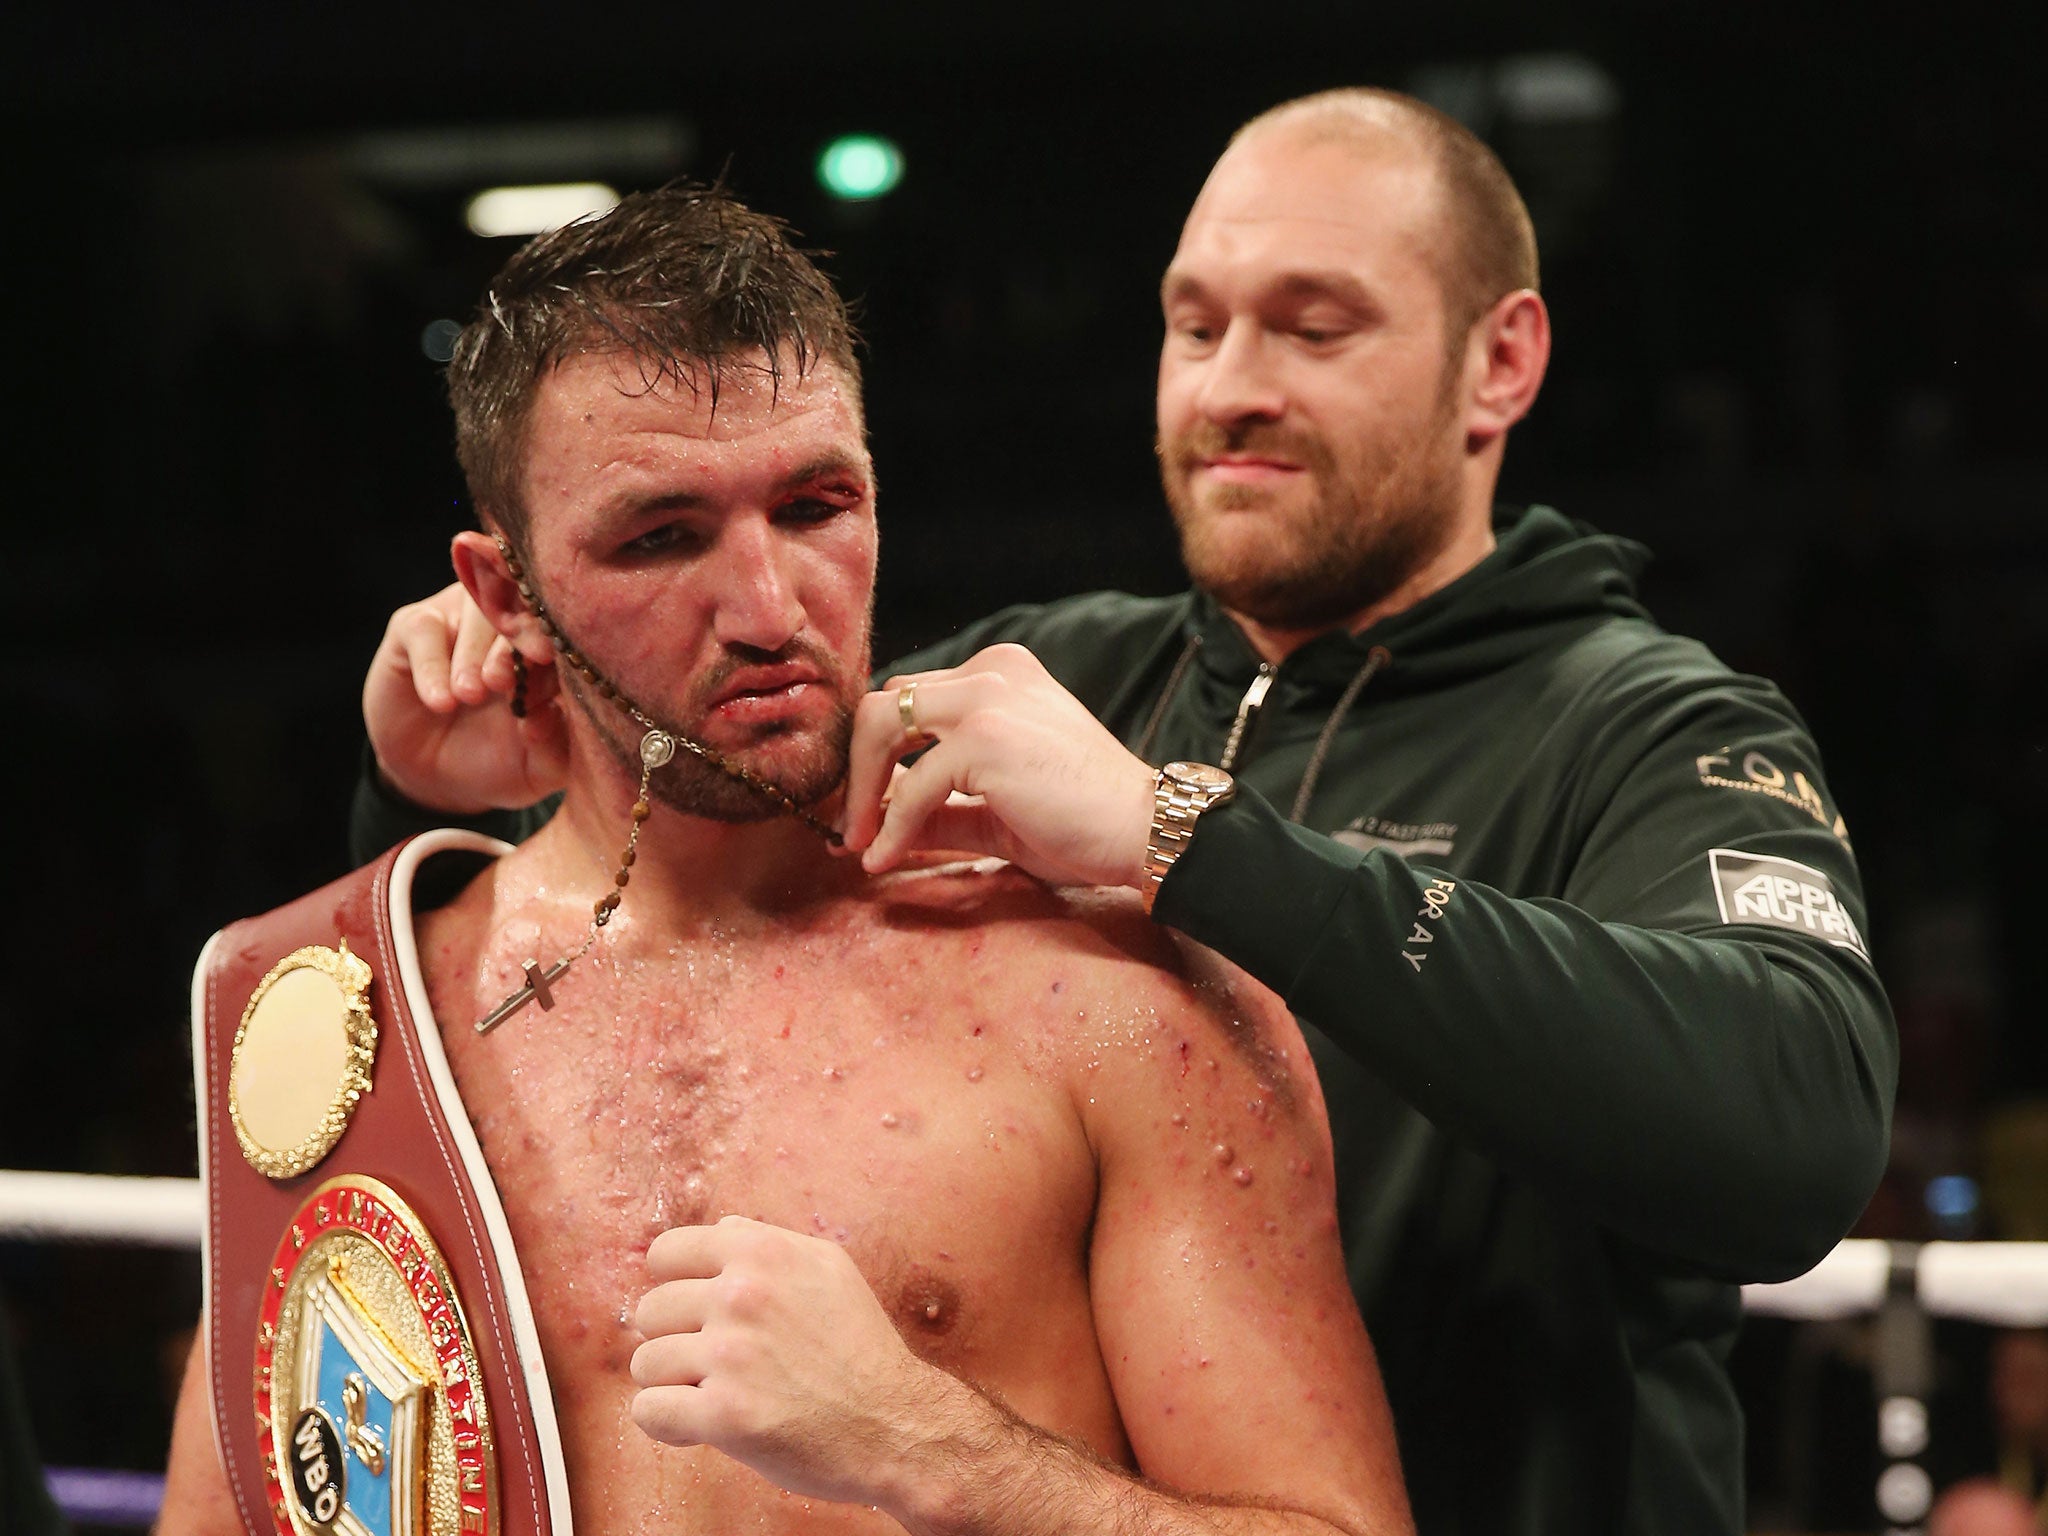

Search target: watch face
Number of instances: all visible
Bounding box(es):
[1164,762,1234,795]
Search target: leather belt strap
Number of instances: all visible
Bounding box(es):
[193,831,570,1536]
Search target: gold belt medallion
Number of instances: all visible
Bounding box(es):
[255,1176,497,1536]
[231,944,378,1179]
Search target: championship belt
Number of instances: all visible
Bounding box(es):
[192,832,572,1536]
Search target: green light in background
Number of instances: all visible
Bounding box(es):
[818,135,904,201]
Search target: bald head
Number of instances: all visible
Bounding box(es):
[1230,89,1538,341]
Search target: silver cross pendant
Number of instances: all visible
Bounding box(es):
[475,957,574,1034]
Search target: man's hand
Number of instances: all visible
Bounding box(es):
[840,644,1157,888]
[631,1215,960,1510]
[362,583,570,814]
[631,1206,1397,1536]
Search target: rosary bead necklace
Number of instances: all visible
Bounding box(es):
[474,536,840,1034]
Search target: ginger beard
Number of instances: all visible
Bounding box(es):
[1159,368,1467,631]
[549,612,867,824]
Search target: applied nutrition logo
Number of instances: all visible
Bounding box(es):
[1707,848,1870,960]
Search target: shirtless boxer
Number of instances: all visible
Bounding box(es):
[159,185,1408,1536]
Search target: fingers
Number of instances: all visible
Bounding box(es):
[515,686,573,800]
[841,673,991,852]
[647,1220,737,1282]
[630,1328,707,1386]
[373,583,528,714]
[888,799,1018,866]
[631,1382,713,1446]
[840,691,900,851]
[849,643,1158,889]
[363,580,575,813]
[635,1276,713,1340]
[381,592,462,715]
[876,642,1043,693]
[478,634,550,698]
[861,744,974,872]
[448,601,504,705]
[848,648,1054,849]
[632,1218,782,1435]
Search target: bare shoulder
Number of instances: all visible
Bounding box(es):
[866,862,1317,1116]
[412,846,519,1023]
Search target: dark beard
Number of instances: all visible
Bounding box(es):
[1160,410,1462,631]
[583,681,857,823]
[549,619,860,824]
[1184,477,1445,630]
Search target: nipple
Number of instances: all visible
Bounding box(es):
[895,1265,962,1338]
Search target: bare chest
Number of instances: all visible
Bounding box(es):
[430,927,1099,1379]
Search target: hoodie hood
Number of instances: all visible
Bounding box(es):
[1185,504,1655,703]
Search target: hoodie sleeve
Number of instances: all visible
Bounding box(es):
[1153,667,1895,1285]
[347,745,557,866]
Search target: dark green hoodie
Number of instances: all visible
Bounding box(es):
[884,504,1895,1535]
[351,505,1894,1534]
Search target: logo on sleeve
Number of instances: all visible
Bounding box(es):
[1696,748,1852,847]
[1708,849,1869,960]
[1332,815,1458,860]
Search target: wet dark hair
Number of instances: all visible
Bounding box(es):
[447,180,861,541]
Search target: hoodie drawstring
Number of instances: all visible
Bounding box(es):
[1133,633,1203,764]
[1289,647,1390,824]
[1127,631,1389,826]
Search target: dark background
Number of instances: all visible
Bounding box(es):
[2,3,2043,1528]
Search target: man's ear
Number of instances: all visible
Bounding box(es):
[450,528,553,662]
[1463,289,1550,451]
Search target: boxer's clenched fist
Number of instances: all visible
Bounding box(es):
[630,1215,970,1510]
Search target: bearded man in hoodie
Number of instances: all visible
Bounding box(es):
[354,90,1894,1535]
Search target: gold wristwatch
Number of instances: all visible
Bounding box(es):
[1142,761,1237,913]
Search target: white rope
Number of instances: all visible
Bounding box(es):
[8,1170,2048,1325]
[0,1170,202,1248]
[1741,1239,1895,1319]
[1742,1239,2048,1322]
[1919,1242,2048,1327]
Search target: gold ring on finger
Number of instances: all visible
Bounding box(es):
[898,683,929,747]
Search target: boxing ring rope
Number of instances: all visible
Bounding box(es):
[8,1173,2048,1530]
[0,1170,204,1249]
[1742,1239,2048,1327]
[0,1173,204,1527]
[11,1171,2039,1317]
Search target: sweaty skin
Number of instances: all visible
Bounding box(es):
[161,350,1405,1535]
[461,855,1386,1532]
[161,853,1400,1536]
